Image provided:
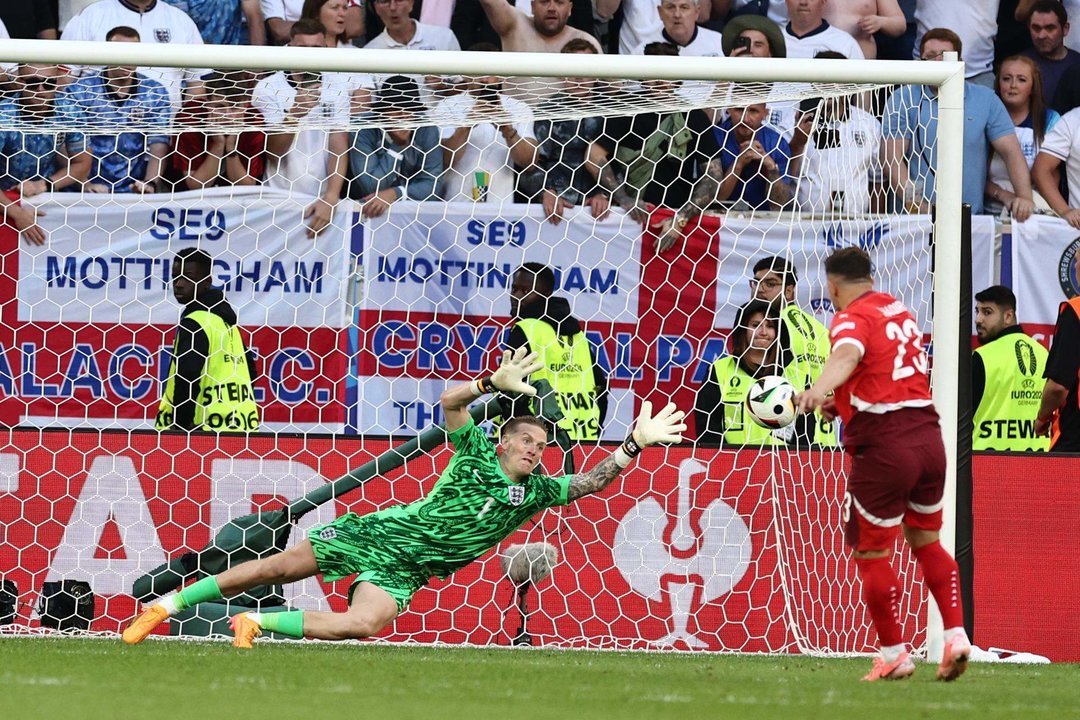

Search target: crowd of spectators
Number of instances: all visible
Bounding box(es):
[3,0,1080,240]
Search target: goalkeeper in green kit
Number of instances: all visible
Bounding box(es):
[123,347,686,647]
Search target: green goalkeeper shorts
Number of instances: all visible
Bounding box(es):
[308,513,429,613]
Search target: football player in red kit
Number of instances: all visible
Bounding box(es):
[795,247,970,682]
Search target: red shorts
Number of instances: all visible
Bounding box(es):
[844,433,947,551]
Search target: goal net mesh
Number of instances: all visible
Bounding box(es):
[0,55,939,655]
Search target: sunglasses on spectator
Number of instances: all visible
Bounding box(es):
[920,51,946,61]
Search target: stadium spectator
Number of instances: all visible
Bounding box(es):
[1036,277,1080,451]
[519,39,610,224]
[476,0,600,52]
[710,102,795,210]
[986,55,1059,215]
[61,0,209,110]
[504,262,608,442]
[712,0,788,26]
[364,0,461,105]
[156,247,260,434]
[0,63,90,245]
[913,0,998,87]
[795,246,971,683]
[749,255,836,445]
[433,44,538,203]
[0,1,59,39]
[170,71,267,189]
[349,75,444,216]
[630,0,723,56]
[365,0,459,50]
[453,0,595,50]
[1018,0,1080,56]
[789,85,883,214]
[251,20,350,236]
[695,298,791,445]
[1021,0,1080,103]
[782,0,864,59]
[881,28,1034,218]
[63,26,172,194]
[295,4,376,116]
[262,0,305,43]
[721,15,801,137]
[822,0,905,59]
[164,0,267,46]
[972,285,1049,451]
[721,13,786,57]
[124,346,685,649]
[1033,106,1080,228]
[594,43,719,226]
[301,0,353,45]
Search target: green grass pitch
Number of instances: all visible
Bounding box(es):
[1,638,1077,720]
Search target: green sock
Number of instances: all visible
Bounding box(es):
[256,610,305,639]
[175,577,223,611]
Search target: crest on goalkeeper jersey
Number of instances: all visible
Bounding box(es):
[508,486,526,506]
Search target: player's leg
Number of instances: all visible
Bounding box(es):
[122,540,319,645]
[231,512,419,647]
[232,580,403,648]
[902,435,970,681]
[301,582,399,640]
[846,445,917,681]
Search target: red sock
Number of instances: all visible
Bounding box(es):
[854,556,904,647]
[913,540,965,630]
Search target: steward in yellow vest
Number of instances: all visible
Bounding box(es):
[973,285,1048,450]
[157,248,259,433]
[506,264,607,442]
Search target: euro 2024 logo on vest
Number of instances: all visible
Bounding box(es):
[1058,236,1080,299]
[612,458,751,649]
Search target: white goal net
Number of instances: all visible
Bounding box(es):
[0,41,964,655]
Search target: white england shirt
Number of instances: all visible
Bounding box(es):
[61,0,209,108]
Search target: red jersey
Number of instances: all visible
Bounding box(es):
[829,291,935,430]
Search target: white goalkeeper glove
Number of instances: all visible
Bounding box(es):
[486,347,544,396]
[613,401,686,468]
[631,401,687,447]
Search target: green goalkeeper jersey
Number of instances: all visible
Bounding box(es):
[365,419,571,580]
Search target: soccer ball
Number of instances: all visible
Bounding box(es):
[745,375,797,429]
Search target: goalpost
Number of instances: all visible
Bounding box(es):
[0,38,964,658]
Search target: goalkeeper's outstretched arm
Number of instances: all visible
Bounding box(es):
[566,401,686,501]
[440,346,544,432]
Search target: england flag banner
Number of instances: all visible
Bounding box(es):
[3,188,353,431]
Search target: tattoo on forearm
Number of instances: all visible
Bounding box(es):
[567,454,625,502]
[598,163,636,209]
[682,157,723,220]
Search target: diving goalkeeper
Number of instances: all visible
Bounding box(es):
[123,347,686,647]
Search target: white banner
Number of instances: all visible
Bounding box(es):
[1011,215,1080,338]
[971,215,998,304]
[712,215,936,329]
[361,202,642,323]
[20,187,353,329]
